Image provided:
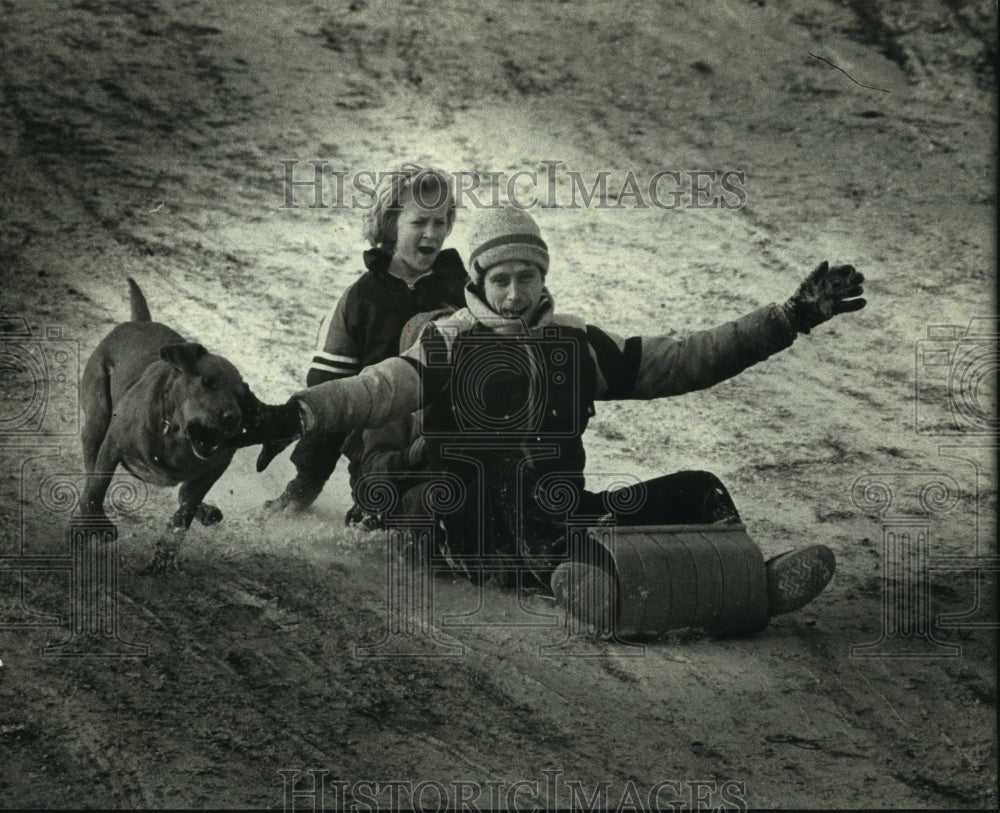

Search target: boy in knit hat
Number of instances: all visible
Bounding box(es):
[241,206,866,634]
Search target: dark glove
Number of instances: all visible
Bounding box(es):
[230,398,305,472]
[255,436,294,473]
[783,261,866,334]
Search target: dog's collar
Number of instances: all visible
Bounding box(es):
[161,379,182,436]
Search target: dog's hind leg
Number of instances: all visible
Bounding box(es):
[80,439,119,523]
[147,527,185,574]
[80,356,112,475]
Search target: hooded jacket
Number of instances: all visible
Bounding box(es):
[294,283,799,484]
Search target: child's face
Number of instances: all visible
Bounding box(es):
[482,261,545,319]
[391,190,452,275]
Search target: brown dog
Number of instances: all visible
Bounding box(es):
[81,278,258,571]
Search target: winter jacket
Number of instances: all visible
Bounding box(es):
[359,411,426,477]
[306,247,468,386]
[295,283,799,484]
[356,308,454,479]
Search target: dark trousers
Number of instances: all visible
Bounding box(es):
[288,430,347,486]
[402,469,739,584]
[579,470,740,526]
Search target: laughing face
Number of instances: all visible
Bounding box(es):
[482,260,545,320]
[387,188,453,282]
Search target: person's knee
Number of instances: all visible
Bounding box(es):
[670,470,739,522]
[679,470,726,491]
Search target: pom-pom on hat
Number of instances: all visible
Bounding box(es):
[467,206,549,282]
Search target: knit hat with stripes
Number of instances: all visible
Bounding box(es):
[467,206,549,282]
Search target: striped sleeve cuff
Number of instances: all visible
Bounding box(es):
[309,350,360,377]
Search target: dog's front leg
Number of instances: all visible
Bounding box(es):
[175,466,227,528]
[148,468,226,573]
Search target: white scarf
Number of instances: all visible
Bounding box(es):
[463,283,557,335]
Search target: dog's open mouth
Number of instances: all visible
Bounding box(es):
[186,422,225,460]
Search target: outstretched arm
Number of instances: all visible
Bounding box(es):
[631,303,797,398]
[294,356,421,435]
[624,261,866,399]
[233,356,422,471]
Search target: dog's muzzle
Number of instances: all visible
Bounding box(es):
[186,411,241,460]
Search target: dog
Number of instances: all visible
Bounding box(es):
[81,278,260,571]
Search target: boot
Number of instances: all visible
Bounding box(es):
[550,560,617,636]
[264,474,324,513]
[764,544,836,615]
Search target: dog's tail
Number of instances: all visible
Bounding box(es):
[127,277,152,322]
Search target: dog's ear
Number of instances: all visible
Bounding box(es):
[161,342,208,376]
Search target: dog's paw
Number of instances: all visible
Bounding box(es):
[142,552,182,575]
[195,503,223,526]
[142,535,183,575]
[141,554,182,576]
